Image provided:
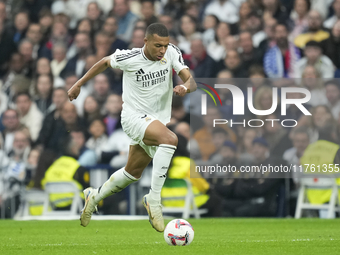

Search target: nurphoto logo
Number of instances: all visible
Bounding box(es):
[199,83,312,128]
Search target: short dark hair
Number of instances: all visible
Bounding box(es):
[88,1,99,9]
[325,79,340,90]
[64,72,78,80]
[39,8,53,19]
[247,10,261,19]
[53,87,67,93]
[318,121,337,142]
[95,31,110,40]
[28,23,41,29]
[89,118,106,128]
[133,27,146,34]
[249,65,265,77]
[212,127,227,136]
[15,92,31,102]
[292,127,310,139]
[15,10,29,18]
[305,40,321,49]
[275,22,289,32]
[75,31,91,39]
[70,127,87,137]
[105,15,117,23]
[146,23,169,38]
[141,0,155,5]
[37,73,54,85]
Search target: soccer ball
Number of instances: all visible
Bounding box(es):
[164,219,194,246]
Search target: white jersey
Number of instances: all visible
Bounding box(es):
[109,43,188,124]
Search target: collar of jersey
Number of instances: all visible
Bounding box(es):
[141,46,152,62]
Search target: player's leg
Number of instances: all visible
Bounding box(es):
[94,144,151,202]
[143,120,178,201]
[124,144,152,178]
[80,145,151,227]
[142,120,177,232]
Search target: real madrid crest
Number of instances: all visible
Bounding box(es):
[160,58,167,65]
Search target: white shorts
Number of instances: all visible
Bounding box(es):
[121,109,158,158]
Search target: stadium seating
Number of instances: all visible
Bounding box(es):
[162,178,208,219]
[17,188,47,218]
[42,182,83,216]
[295,178,340,219]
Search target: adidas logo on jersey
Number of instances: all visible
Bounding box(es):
[135,69,145,75]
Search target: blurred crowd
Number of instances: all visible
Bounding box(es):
[1,0,340,218]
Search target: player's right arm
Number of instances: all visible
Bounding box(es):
[68,57,111,101]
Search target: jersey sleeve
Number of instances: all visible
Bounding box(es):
[169,44,188,74]
[110,49,137,70]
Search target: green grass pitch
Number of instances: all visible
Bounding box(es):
[1,219,339,255]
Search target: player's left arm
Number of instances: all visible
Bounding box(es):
[173,68,197,97]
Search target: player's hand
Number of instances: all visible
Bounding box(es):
[68,83,81,101]
[173,85,187,97]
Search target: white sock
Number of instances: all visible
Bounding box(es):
[94,167,138,203]
[149,144,176,201]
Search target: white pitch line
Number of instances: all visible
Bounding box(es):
[2,238,338,248]
[237,238,338,243]
[2,243,88,247]
[2,242,165,247]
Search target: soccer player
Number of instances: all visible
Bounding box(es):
[67,23,196,232]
